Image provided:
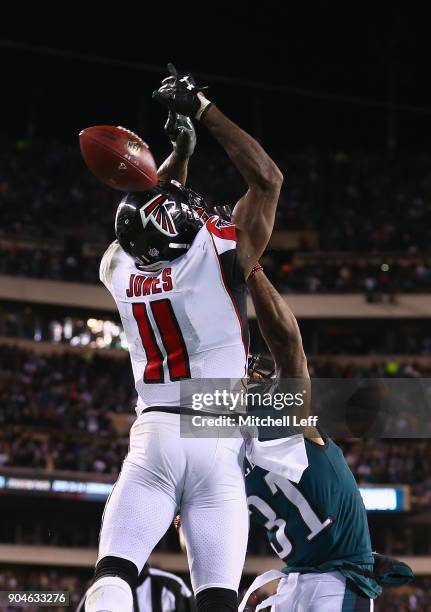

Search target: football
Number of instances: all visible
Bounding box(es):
[79,125,158,191]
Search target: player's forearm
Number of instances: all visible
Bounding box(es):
[248,270,307,377]
[157,152,189,186]
[201,105,283,190]
[249,270,315,435]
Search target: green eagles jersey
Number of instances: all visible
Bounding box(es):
[246,436,380,598]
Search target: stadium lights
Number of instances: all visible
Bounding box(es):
[0,473,410,511]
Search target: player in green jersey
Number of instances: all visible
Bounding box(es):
[239,265,412,611]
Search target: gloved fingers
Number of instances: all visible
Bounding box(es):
[164,111,178,139]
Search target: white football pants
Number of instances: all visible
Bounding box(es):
[240,570,374,611]
[98,411,248,594]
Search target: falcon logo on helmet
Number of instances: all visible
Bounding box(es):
[140,194,179,237]
[115,181,215,266]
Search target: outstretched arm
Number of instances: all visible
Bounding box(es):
[201,106,283,277]
[247,268,307,380]
[153,65,282,276]
[157,151,189,185]
[247,267,322,443]
[157,113,196,186]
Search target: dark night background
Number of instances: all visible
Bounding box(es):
[1,4,431,156]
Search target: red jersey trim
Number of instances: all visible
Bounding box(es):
[208,232,248,376]
[206,215,237,242]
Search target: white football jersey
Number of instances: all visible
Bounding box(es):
[100,216,249,412]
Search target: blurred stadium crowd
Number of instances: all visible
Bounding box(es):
[1,136,431,610]
[1,431,430,510]
[2,138,431,249]
[0,568,430,612]
[1,139,431,294]
[0,567,87,611]
[0,346,430,512]
[2,241,430,294]
[0,310,429,355]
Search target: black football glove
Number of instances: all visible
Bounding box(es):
[153,63,212,120]
[164,111,197,159]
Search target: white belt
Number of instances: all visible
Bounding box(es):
[239,570,299,611]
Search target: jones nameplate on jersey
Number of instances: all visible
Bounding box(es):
[126,269,174,297]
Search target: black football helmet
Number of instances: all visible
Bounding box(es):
[115,180,211,266]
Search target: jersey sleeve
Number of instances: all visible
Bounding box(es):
[205,216,248,354]
[206,215,237,252]
[99,240,125,294]
[205,215,245,290]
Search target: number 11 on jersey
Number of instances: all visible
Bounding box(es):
[132,299,191,383]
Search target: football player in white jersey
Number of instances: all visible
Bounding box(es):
[85,65,283,612]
